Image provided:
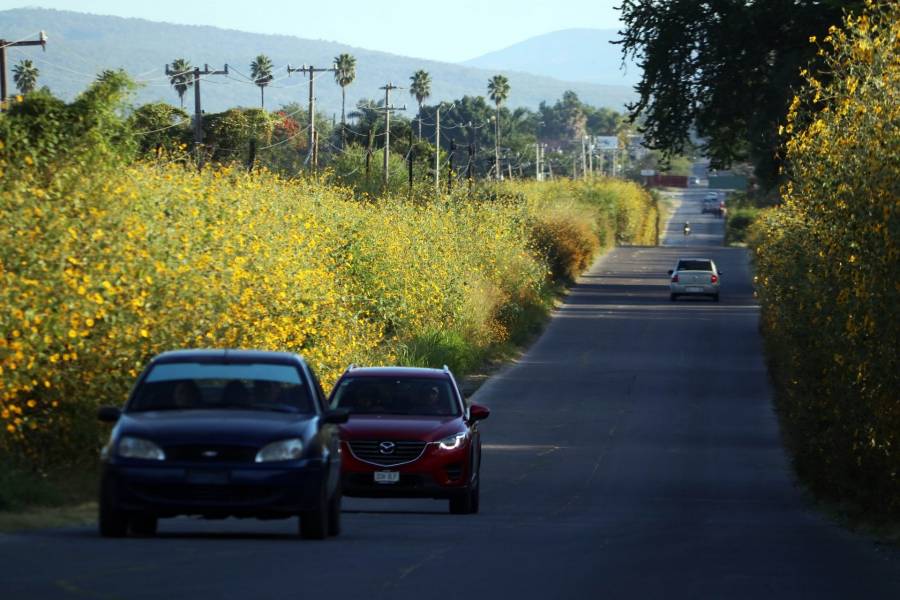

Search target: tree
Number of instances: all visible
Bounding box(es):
[487,75,510,179]
[204,108,275,164]
[334,53,356,131]
[617,0,862,186]
[409,69,431,139]
[250,54,274,109]
[128,102,190,158]
[169,58,193,110]
[12,59,39,94]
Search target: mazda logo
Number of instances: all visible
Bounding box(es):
[378,441,395,455]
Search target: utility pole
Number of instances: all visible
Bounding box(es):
[434,103,444,198]
[287,63,337,171]
[365,128,374,183]
[581,136,588,180]
[166,63,228,165]
[467,121,476,187]
[1,31,47,111]
[377,82,404,189]
[448,140,455,193]
[535,143,541,181]
[408,129,414,196]
[588,138,594,177]
[313,130,319,171]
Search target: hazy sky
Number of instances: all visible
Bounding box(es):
[0,0,624,62]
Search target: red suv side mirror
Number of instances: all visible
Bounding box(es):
[469,404,490,422]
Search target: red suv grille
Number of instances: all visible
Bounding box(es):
[348,440,427,466]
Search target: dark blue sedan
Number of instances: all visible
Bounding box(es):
[97,349,348,539]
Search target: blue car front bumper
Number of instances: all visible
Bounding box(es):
[102,459,327,518]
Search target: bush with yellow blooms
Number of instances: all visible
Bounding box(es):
[750,1,899,517]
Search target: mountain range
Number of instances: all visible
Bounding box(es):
[0,9,637,116]
[463,28,641,87]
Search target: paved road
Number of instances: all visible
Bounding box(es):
[3,189,898,599]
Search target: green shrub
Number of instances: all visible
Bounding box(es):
[725,207,761,245]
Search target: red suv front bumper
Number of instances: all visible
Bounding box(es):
[340,438,472,499]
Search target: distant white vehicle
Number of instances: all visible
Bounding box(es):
[669,258,721,302]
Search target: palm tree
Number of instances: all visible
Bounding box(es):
[334,53,356,148]
[334,54,356,128]
[409,69,431,139]
[169,58,193,109]
[487,74,510,179]
[250,54,274,108]
[12,59,40,94]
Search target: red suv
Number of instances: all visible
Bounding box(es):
[329,366,490,514]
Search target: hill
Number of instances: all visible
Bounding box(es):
[0,9,636,115]
[463,29,641,87]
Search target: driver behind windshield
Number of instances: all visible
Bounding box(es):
[129,362,313,414]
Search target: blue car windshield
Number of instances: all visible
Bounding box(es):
[129,362,312,414]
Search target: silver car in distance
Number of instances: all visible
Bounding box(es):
[668,258,721,302]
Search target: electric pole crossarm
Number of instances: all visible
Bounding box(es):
[1,31,48,111]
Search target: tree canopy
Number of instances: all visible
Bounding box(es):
[617,0,863,185]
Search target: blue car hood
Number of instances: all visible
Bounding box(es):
[116,409,316,446]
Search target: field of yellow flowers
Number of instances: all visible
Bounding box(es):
[750,2,899,516]
[0,125,657,472]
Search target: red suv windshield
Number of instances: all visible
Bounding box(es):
[331,377,460,417]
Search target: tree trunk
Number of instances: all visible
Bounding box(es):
[495,106,500,180]
[260,86,265,109]
[417,101,423,140]
[341,87,347,150]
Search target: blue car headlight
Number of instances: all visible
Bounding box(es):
[256,438,305,463]
[118,436,166,461]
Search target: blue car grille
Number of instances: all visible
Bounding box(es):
[164,444,258,463]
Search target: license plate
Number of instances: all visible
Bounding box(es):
[374,471,400,484]
[687,286,703,292]
[186,469,229,484]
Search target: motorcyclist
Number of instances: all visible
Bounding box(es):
[683,221,692,236]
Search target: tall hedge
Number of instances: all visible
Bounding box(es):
[750,2,899,516]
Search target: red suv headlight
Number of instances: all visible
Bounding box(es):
[437,433,467,450]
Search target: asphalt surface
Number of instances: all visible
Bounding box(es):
[3,189,898,599]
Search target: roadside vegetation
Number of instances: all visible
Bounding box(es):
[0,75,659,513]
[722,193,774,246]
[749,2,899,520]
